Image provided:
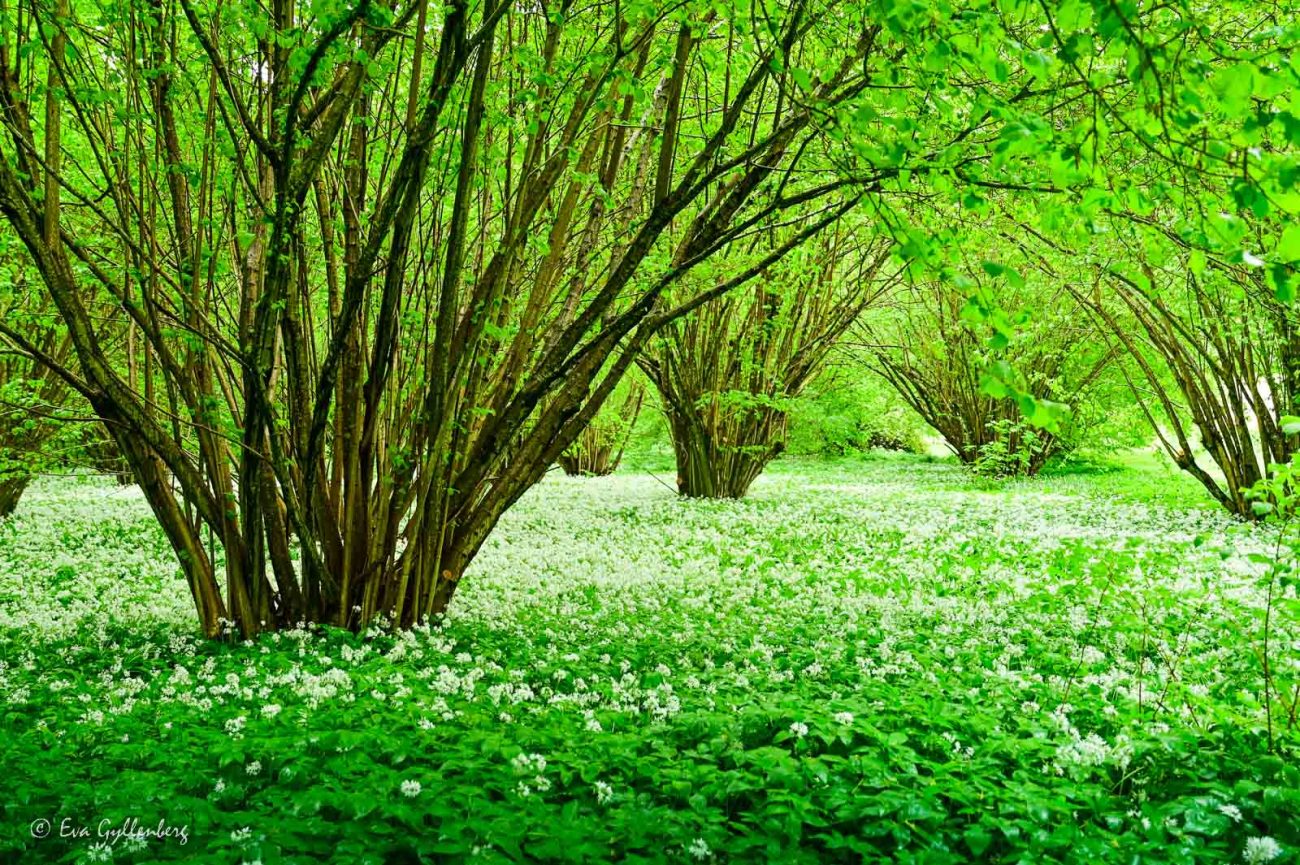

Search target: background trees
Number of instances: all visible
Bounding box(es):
[855,221,1115,476]
[784,370,926,456]
[557,378,645,477]
[1075,221,1300,516]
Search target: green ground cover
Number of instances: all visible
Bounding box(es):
[1,455,1296,864]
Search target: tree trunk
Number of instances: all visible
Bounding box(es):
[558,443,621,476]
[668,402,786,499]
[0,0,879,637]
[0,475,30,518]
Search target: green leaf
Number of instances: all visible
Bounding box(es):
[964,825,993,856]
[1278,224,1300,262]
[1274,266,1295,303]
[1214,62,1255,117]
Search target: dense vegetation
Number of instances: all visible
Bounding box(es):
[1,0,1297,635]
[2,458,1298,863]
[1,0,1299,858]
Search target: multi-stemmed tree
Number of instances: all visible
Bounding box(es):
[0,0,892,635]
[640,228,896,498]
[557,378,645,477]
[0,239,78,516]
[855,255,1114,476]
[1074,218,1300,516]
[2,0,1267,633]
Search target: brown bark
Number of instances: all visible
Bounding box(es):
[0,476,30,518]
[644,230,894,498]
[1073,238,1298,517]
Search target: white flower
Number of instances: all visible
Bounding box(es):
[400,779,422,798]
[262,703,281,718]
[1244,837,1283,864]
[1218,803,1243,822]
[213,779,226,793]
[789,722,808,738]
[245,760,262,776]
[594,780,614,804]
[833,712,854,725]
[84,843,113,863]
[687,838,711,860]
[511,752,546,774]
[231,827,253,843]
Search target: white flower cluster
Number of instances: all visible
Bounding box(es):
[511,752,550,797]
[686,838,711,860]
[1244,837,1283,864]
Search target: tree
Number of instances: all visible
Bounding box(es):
[3,0,1250,635]
[641,228,895,497]
[856,260,1113,476]
[1073,220,1300,516]
[0,215,78,516]
[0,0,886,635]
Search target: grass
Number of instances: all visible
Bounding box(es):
[0,454,1296,864]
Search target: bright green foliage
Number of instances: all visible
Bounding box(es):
[786,371,928,456]
[2,0,1298,629]
[1,0,1299,859]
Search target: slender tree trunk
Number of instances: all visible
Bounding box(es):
[0,0,876,637]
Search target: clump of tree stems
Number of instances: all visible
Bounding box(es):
[856,231,1113,476]
[641,229,896,498]
[557,379,644,477]
[0,255,76,516]
[0,0,1246,636]
[1074,221,1300,517]
[0,0,890,635]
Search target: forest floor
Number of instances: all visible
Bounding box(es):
[1,454,1296,864]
